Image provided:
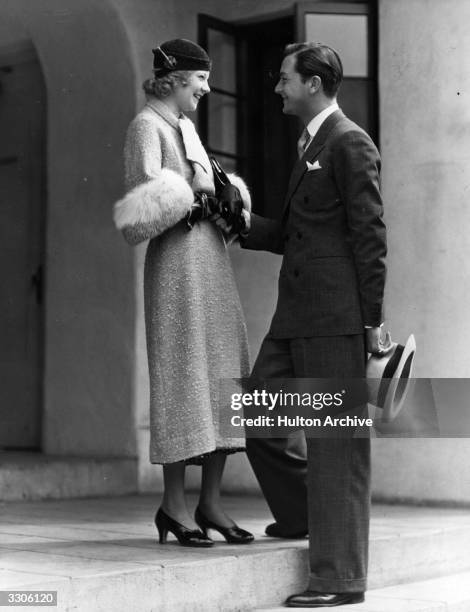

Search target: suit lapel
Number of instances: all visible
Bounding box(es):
[282,110,345,216]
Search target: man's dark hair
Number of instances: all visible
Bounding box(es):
[284,42,343,97]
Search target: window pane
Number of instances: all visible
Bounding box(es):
[208,92,237,155]
[304,14,368,77]
[208,29,236,93]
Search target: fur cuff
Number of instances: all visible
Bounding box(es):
[228,174,251,212]
[113,169,194,236]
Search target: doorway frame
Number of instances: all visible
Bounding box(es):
[0,41,47,450]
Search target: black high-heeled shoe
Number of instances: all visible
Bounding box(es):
[155,508,214,547]
[195,506,254,544]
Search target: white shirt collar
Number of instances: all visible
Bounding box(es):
[305,102,339,142]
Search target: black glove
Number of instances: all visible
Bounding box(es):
[186,192,218,230]
[218,183,246,234]
[209,157,246,234]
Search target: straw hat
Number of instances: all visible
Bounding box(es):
[366,334,416,422]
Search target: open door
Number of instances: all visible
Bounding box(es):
[296,1,378,144]
[199,13,296,218]
[199,5,377,217]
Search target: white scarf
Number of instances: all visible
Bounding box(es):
[179,116,215,195]
[179,116,212,175]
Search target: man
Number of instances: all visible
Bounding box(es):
[219,42,387,607]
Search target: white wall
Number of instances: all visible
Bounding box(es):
[375,0,470,503]
[380,0,470,378]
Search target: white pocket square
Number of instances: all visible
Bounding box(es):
[306,160,322,171]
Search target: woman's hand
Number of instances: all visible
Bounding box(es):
[186,193,218,229]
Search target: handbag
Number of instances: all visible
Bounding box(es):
[210,157,246,234]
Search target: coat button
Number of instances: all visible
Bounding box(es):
[297,231,302,239]
[294,269,299,277]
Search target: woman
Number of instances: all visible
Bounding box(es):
[113,39,253,547]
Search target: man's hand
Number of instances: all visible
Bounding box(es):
[240,209,251,236]
[366,327,393,356]
[210,212,232,234]
[210,209,251,236]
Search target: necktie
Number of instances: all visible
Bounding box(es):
[297,128,310,159]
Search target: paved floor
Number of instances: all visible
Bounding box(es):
[1,495,470,610]
[0,494,294,574]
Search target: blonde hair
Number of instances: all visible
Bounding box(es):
[142,70,192,98]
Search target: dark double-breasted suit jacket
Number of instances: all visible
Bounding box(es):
[242,109,387,339]
[242,110,385,590]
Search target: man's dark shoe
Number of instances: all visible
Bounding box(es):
[265,522,308,538]
[285,590,365,607]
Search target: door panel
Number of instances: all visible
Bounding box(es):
[199,15,245,172]
[207,28,237,93]
[239,16,298,219]
[0,51,46,449]
[337,79,373,134]
[207,92,238,155]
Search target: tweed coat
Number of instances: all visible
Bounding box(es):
[242,110,387,339]
[113,97,251,464]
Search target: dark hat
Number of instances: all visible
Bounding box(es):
[153,39,211,75]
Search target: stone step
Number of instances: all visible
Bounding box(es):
[0,452,137,500]
[254,571,470,611]
[0,496,469,611]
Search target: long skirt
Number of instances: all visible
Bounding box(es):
[144,219,250,464]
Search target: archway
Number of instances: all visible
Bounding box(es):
[0,0,138,459]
